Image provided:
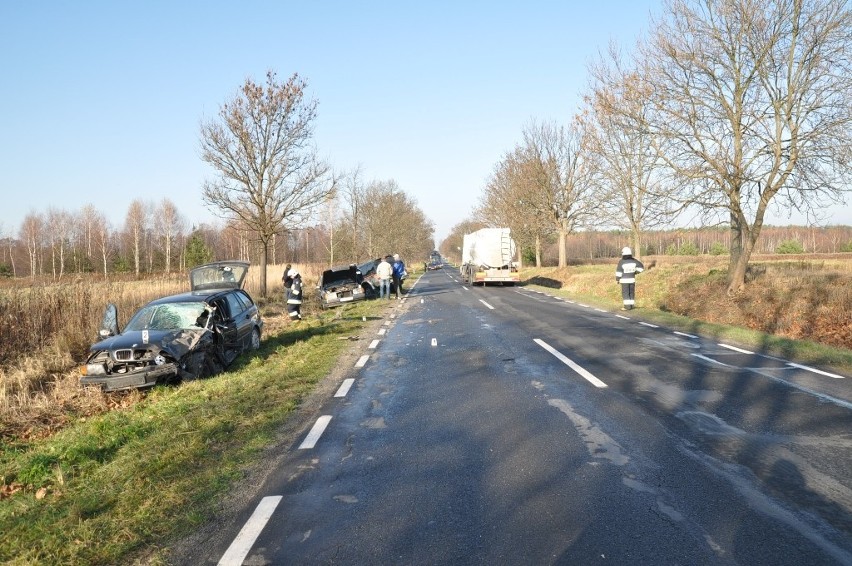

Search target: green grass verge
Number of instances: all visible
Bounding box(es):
[0,299,386,565]
[521,265,852,373]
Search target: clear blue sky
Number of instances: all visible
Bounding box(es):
[2,1,848,244]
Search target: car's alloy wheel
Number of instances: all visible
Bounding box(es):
[251,328,261,350]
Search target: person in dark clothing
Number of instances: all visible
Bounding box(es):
[285,268,303,321]
[615,247,644,310]
[281,263,293,290]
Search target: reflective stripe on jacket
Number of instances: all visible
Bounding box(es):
[616,257,645,284]
[287,279,303,304]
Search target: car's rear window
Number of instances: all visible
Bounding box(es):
[125,302,209,331]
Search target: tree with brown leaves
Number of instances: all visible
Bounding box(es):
[200,71,336,297]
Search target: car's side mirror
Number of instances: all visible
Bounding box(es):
[99,303,119,338]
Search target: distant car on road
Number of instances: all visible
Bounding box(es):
[79,261,263,392]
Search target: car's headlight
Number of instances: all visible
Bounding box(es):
[82,363,106,376]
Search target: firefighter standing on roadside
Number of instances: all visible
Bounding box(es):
[286,268,303,321]
[615,247,644,310]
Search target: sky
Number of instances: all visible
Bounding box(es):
[2,1,850,245]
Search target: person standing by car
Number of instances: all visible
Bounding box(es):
[376,256,393,299]
[286,268,303,320]
[391,254,406,299]
[615,247,644,310]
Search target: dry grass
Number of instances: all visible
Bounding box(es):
[524,255,852,352]
[0,264,323,442]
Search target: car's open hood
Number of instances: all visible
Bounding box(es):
[319,265,361,288]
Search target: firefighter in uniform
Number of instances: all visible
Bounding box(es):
[286,268,303,321]
[615,247,644,310]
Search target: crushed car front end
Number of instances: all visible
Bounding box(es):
[317,265,366,308]
[80,328,212,392]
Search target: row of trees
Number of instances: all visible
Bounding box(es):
[0,201,286,280]
[438,222,852,266]
[0,186,435,282]
[470,0,852,293]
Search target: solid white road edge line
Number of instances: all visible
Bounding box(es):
[479,299,495,310]
[299,415,332,449]
[335,378,355,397]
[217,496,282,566]
[719,343,753,354]
[355,355,370,368]
[534,338,608,388]
[787,362,845,379]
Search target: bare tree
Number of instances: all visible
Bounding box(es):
[477,147,550,266]
[643,0,852,292]
[585,46,680,257]
[350,180,435,263]
[124,200,148,277]
[154,198,184,274]
[521,120,597,267]
[46,208,73,280]
[94,212,113,278]
[20,212,43,279]
[200,71,336,296]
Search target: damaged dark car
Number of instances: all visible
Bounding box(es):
[80,261,263,392]
[316,263,368,308]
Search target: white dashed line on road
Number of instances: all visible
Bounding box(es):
[787,363,845,379]
[674,331,699,339]
[534,338,608,388]
[355,355,370,368]
[691,354,732,367]
[639,322,659,328]
[298,415,332,449]
[218,496,282,566]
[334,378,355,397]
[479,299,495,310]
[368,339,380,349]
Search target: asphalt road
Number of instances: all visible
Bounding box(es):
[178,268,852,565]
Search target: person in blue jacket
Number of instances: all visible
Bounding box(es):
[391,254,406,299]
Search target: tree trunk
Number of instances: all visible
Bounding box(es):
[535,234,542,268]
[259,240,269,298]
[727,211,743,288]
[558,228,568,267]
